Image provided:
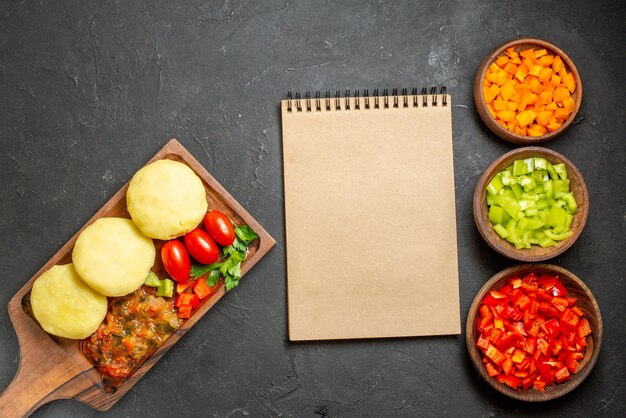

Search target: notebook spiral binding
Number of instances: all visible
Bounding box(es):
[286,86,447,112]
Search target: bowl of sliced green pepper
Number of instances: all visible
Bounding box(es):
[473,147,588,262]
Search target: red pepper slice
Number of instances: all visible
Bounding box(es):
[577,318,592,339]
[542,318,561,340]
[485,363,500,377]
[486,345,507,366]
[192,278,214,300]
[554,366,571,383]
[175,293,200,309]
[176,281,192,294]
[476,335,490,351]
[550,297,569,312]
[538,362,554,384]
[497,374,520,389]
[178,304,193,319]
[481,293,500,306]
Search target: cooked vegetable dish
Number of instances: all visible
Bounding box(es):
[82,286,181,391]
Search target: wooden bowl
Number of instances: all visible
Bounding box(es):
[474,147,588,262]
[474,38,582,144]
[466,263,602,401]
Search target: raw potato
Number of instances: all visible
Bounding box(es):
[126,159,208,240]
[31,264,107,339]
[72,217,156,296]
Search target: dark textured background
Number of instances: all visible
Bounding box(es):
[1,0,625,417]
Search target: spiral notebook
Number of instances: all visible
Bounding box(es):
[281,87,460,341]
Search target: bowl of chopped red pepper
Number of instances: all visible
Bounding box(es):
[466,264,602,401]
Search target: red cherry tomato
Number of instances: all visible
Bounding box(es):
[184,228,220,265]
[204,210,235,246]
[161,240,190,282]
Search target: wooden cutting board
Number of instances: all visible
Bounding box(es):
[0,139,276,417]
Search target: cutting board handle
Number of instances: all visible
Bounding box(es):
[0,297,90,417]
[0,364,58,418]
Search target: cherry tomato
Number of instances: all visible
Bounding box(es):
[204,210,235,246]
[184,228,220,265]
[161,240,190,282]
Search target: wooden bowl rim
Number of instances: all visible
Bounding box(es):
[473,37,583,145]
[473,146,589,262]
[466,263,603,402]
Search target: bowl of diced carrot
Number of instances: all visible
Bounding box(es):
[474,38,582,144]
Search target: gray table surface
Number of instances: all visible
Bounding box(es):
[1,1,624,417]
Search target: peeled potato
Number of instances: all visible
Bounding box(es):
[72,217,155,296]
[31,264,107,339]
[126,159,208,240]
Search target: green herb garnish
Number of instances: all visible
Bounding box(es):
[189,224,258,291]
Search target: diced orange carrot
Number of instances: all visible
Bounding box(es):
[536,110,553,126]
[497,110,516,123]
[538,55,554,66]
[507,121,517,131]
[497,119,507,129]
[504,47,519,58]
[553,87,570,103]
[539,67,553,83]
[528,124,547,137]
[552,56,564,72]
[493,98,506,111]
[562,97,576,112]
[550,74,561,86]
[516,110,536,127]
[510,56,522,65]
[486,72,500,83]
[529,77,542,94]
[554,108,570,120]
[529,65,542,77]
[520,49,536,61]
[504,62,518,74]
[545,102,559,111]
[489,62,501,73]
[496,55,509,67]
[534,49,548,58]
[484,84,500,103]
[514,65,528,83]
[563,72,576,93]
[515,82,531,94]
[506,101,517,112]
[500,81,516,101]
[547,122,562,132]
[487,103,497,118]
[539,91,553,105]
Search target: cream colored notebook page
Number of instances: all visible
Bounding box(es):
[281,89,459,341]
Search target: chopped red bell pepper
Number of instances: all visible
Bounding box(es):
[497,374,520,389]
[175,293,200,309]
[554,366,571,383]
[477,335,490,351]
[542,318,561,340]
[178,304,193,319]
[486,344,507,366]
[192,277,214,300]
[550,297,569,312]
[475,272,588,392]
[538,362,554,384]
[176,280,192,294]
[485,362,500,377]
[577,318,592,339]
[502,357,514,375]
